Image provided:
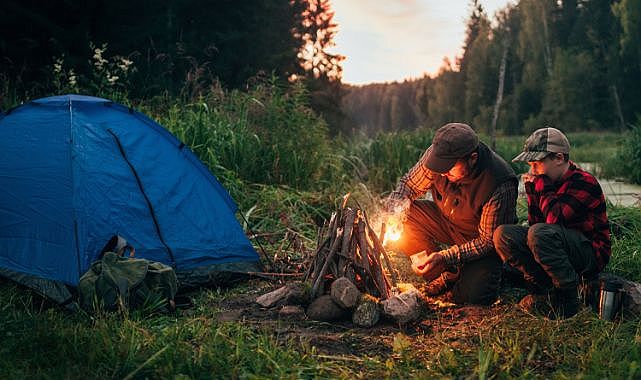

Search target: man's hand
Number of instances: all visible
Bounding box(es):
[411,251,446,283]
[383,197,411,223]
[521,172,536,184]
[383,197,410,214]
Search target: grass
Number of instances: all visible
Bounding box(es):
[1,201,641,379]
[2,268,641,378]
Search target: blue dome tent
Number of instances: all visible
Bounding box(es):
[0,95,260,303]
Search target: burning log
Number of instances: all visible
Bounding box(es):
[305,202,398,302]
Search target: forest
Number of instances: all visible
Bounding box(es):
[3,0,640,138]
[343,0,641,136]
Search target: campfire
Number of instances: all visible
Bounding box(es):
[303,197,398,300]
[256,195,427,327]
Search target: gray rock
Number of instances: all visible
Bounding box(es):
[330,277,361,309]
[256,282,308,308]
[352,295,380,327]
[306,295,347,322]
[382,288,425,324]
[278,305,306,320]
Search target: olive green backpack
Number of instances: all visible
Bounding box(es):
[78,251,178,313]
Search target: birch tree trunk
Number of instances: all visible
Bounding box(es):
[491,36,510,150]
[540,2,553,76]
[610,84,626,132]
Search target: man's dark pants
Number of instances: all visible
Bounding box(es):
[396,200,502,305]
[492,223,598,293]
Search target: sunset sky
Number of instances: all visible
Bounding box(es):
[332,1,513,85]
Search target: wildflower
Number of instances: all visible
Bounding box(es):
[68,69,77,88]
[107,74,119,85]
[92,43,108,70]
[117,57,133,73]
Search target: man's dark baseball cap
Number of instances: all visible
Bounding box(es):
[424,123,479,173]
[512,127,570,162]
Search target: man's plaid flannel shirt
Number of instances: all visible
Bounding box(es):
[389,151,518,266]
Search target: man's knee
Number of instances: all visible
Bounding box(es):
[452,255,502,305]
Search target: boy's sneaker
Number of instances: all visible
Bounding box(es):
[551,287,580,319]
[518,287,580,319]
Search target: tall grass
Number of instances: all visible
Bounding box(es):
[138,79,337,193]
[341,129,434,194]
[619,123,641,184]
[0,282,343,379]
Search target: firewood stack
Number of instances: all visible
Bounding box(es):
[303,202,398,301]
[256,197,427,327]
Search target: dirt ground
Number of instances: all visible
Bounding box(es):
[200,251,529,359]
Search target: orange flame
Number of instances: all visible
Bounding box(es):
[383,214,403,243]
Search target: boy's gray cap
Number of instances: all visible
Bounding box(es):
[513,127,570,162]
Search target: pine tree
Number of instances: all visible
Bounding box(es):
[295,0,346,135]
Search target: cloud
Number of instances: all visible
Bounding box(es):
[331,1,511,84]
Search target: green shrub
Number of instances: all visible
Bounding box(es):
[139,78,336,192]
[620,123,641,184]
[343,128,434,194]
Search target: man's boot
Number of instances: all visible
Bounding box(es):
[552,286,580,319]
[518,292,554,316]
[423,270,458,297]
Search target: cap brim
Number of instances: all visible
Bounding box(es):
[424,146,458,173]
[512,151,549,162]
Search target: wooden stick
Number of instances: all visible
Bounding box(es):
[305,236,330,281]
[309,238,329,283]
[368,224,398,288]
[340,208,356,258]
[328,212,338,238]
[311,227,344,299]
[247,272,305,281]
[367,237,388,298]
[356,217,370,275]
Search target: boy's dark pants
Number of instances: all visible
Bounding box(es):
[395,200,502,305]
[493,223,598,293]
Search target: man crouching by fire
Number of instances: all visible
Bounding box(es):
[385,123,518,305]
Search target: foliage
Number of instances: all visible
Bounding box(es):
[342,0,641,136]
[0,0,304,97]
[342,79,429,135]
[295,0,347,136]
[140,78,337,194]
[342,129,434,194]
[296,0,344,82]
[620,122,641,184]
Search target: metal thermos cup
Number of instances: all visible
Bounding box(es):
[597,280,623,321]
